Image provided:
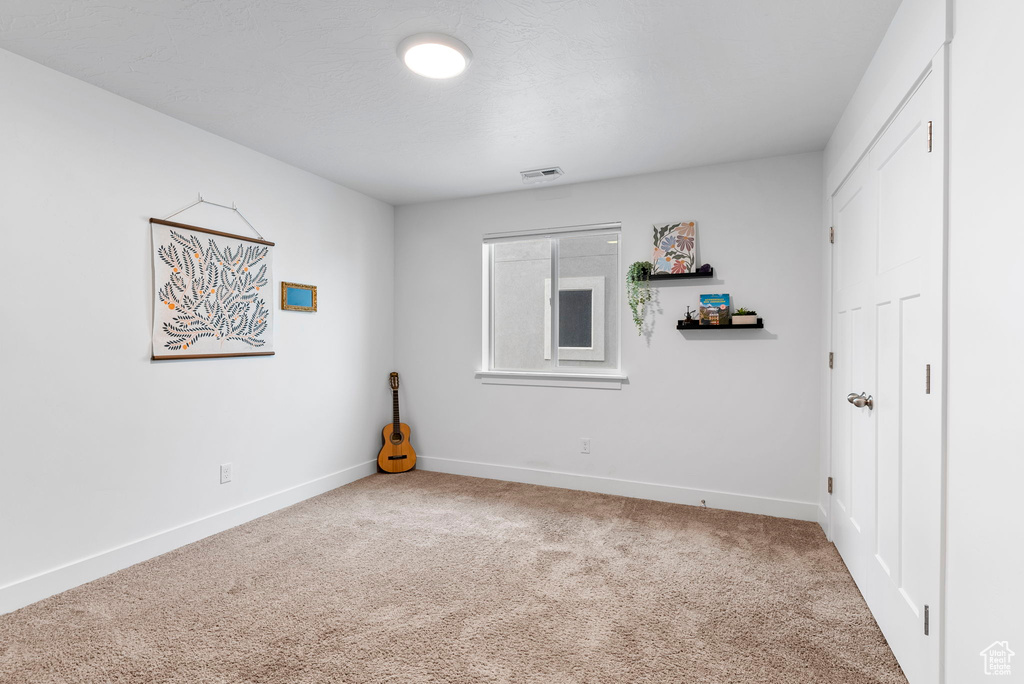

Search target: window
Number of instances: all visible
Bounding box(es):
[544,277,604,361]
[481,223,622,384]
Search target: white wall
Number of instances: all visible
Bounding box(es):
[394,153,823,520]
[824,0,948,191]
[0,49,394,612]
[947,1,1024,680]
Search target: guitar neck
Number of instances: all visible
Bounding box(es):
[392,388,400,431]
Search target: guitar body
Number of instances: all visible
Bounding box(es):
[377,423,417,473]
[377,372,416,474]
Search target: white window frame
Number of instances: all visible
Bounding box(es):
[543,276,605,361]
[478,222,626,389]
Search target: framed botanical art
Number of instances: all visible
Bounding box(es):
[151,218,275,360]
[281,282,317,312]
[652,221,697,274]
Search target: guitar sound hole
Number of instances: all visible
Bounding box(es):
[390,432,403,444]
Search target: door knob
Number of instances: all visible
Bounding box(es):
[846,392,874,410]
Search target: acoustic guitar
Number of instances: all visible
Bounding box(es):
[377,372,416,473]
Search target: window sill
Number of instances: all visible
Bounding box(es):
[475,370,627,389]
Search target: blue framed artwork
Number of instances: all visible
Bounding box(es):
[281,281,317,312]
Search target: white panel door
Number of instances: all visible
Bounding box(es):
[830,61,944,684]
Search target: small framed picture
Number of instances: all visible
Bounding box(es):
[281,282,317,312]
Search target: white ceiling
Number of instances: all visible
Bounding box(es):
[0,1,900,205]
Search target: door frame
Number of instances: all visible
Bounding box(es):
[823,45,950,683]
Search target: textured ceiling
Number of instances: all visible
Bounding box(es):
[0,1,900,205]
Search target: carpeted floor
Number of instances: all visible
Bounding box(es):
[0,471,906,683]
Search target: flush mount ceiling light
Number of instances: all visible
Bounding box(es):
[398,33,472,79]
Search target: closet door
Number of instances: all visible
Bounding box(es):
[830,60,944,684]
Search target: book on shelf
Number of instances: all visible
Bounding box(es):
[699,294,731,326]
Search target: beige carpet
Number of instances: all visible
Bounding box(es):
[0,471,905,683]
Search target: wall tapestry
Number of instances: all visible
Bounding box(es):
[652,221,697,274]
[151,218,275,360]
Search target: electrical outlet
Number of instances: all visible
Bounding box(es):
[220,463,232,484]
[580,438,591,454]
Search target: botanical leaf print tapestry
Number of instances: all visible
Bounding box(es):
[151,221,274,359]
[652,221,697,274]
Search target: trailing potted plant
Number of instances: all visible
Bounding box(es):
[733,307,758,325]
[626,261,654,335]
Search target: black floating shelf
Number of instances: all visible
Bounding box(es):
[648,268,713,281]
[677,318,764,330]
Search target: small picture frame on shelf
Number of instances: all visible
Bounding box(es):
[699,293,731,326]
[281,281,317,312]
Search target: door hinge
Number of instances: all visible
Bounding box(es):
[924,604,930,635]
[927,121,933,153]
[926,364,931,394]
[829,352,834,370]
[829,226,835,244]
[827,477,833,495]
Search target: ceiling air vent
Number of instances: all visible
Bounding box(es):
[521,167,564,185]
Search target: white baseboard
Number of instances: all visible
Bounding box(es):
[0,459,377,615]
[817,503,830,538]
[417,456,819,522]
